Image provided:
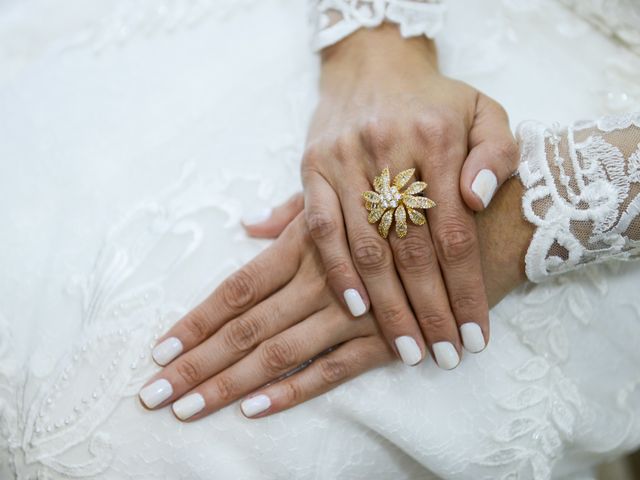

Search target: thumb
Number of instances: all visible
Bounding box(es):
[241,192,304,238]
[460,93,520,211]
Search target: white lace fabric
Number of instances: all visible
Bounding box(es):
[2,0,640,479]
[559,0,640,56]
[518,112,640,282]
[310,0,446,51]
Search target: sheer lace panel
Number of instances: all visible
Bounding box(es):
[310,0,446,51]
[517,112,640,282]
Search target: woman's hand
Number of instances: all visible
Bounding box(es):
[296,24,519,368]
[139,213,393,420]
[139,179,532,420]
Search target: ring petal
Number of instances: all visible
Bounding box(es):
[378,209,394,238]
[393,168,415,189]
[403,181,427,195]
[395,205,407,238]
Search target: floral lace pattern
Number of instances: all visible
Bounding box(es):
[518,112,640,282]
[309,0,446,50]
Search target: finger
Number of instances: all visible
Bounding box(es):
[139,271,327,410]
[302,167,369,317]
[242,192,304,238]
[426,153,490,357]
[460,93,519,211]
[240,336,393,418]
[339,173,426,366]
[168,305,364,421]
[388,216,461,370]
[150,214,306,366]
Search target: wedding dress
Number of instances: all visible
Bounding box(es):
[1,0,639,479]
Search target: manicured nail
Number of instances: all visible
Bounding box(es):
[152,337,183,366]
[172,393,205,420]
[139,379,173,408]
[343,289,367,317]
[394,336,422,366]
[432,342,460,370]
[471,169,498,208]
[241,207,272,226]
[240,394,271,417]
[460,323,486,353]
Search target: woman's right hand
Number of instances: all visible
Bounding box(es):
[139,178,531,421]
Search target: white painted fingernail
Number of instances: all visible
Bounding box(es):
[139,379,173,408]
[394,336,422,366]
[240,394,271,417]
[241,207,272,226]
[471,169,498,208]
[152,337,183,366]
[460,323,486,353]
[432,342,460,370]
[172,393,205,420]
[343,289,367,317]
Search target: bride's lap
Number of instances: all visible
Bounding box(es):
[1,0,640,478]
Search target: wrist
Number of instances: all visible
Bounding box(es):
[319,23,439,91]
[477,177,532,308]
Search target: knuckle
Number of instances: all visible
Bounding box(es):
[359,117,394,154]
[379,305,408,331]
[434,221,476,265]
[222,268,260,312]
[417,311,452,333]
[495,139,520,165]
[183,307,211,339]
[318,358,350,385]
[325,259,352,283]
[306,209,337,241]
[352,235,391,275]
[260,338,299,376]
[451,295,481,314]
[301,142,323,168]
[215,374,238,403]
[283,381,303,404]
[175,357,202,385]
[394,236,436,273]
[223,316,263,354]
[331,133,358,160]
[413,113,455,147]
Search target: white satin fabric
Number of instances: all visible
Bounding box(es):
[1,1,639,479]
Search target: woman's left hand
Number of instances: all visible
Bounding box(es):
[138,212,393,420]
[139,175,531,420]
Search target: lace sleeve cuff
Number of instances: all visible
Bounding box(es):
[310,0,446,52]
[517,113,640,282]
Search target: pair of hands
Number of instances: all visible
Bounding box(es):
[138,24,526,420]
[139,178,529,420]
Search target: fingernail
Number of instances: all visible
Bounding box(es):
[471,169,498,208]
[241,207,272,226]
[152,337,183,366]
[172,393,205,420]
[240,394,271,417]
[432,342,460,370]
[343,289,367,317]
[139,379,173,408]
[460,323,486,353]
[394,336,422,366]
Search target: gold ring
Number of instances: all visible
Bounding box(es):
[362,167,436,239]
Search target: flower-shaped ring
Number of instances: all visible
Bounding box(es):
[362,167,436,239]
